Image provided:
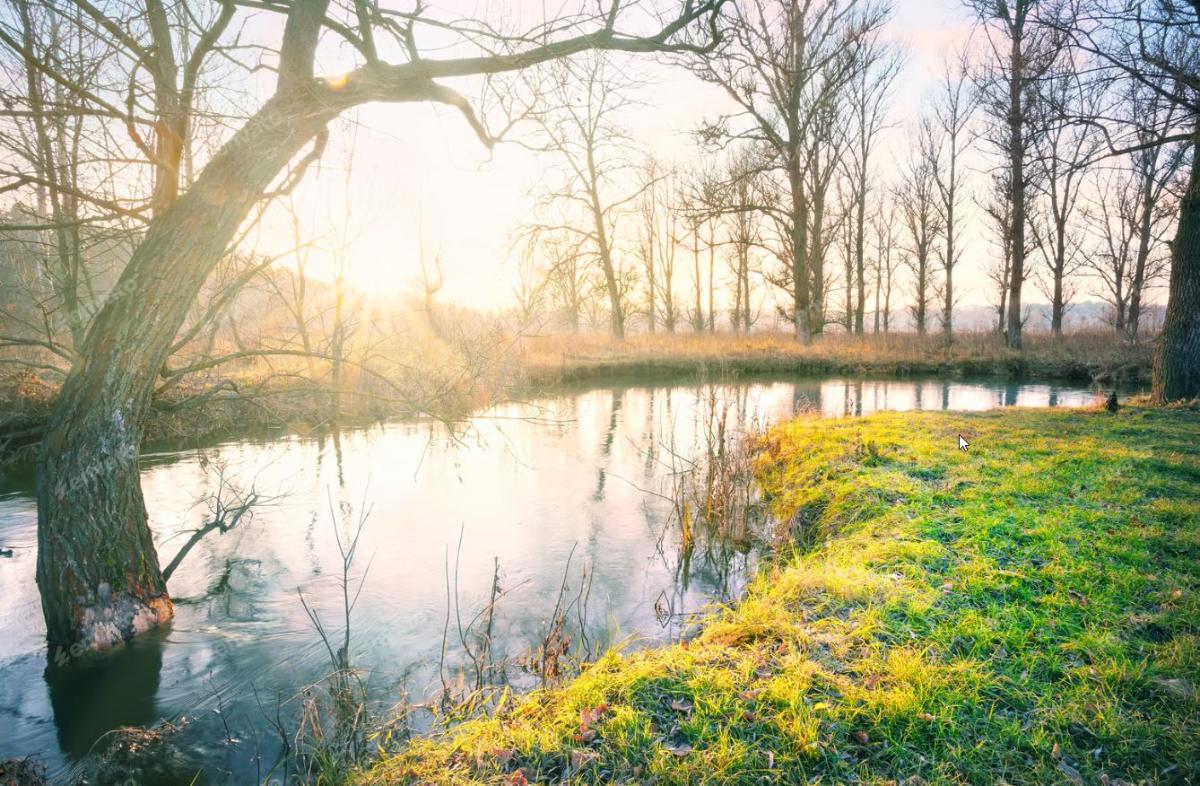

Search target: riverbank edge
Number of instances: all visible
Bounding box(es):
[512,331,1152,390]
[357,404,1199,786]
[1,334,1151,462]
[516,350,1143,390]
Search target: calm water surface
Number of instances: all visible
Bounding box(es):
[0,376,1113,782]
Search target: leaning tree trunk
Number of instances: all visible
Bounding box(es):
[1151,140,1200,403]
[37,88,336,650]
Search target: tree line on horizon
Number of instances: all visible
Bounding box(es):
[508,1,1191,351]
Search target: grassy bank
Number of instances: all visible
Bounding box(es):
[517,331,1152,387]
[361,404,1199,785]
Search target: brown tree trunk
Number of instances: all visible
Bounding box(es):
[692,224,703,332]
[1127,168,1156,341]
[588,167,624,338]
[707,231,715,333]
[809,187,827,338]
[742,251,752,332]
[843,242,854,333]
[873,264,881,334]
[37,89,336,650]
[789,162,812,344]
[645,234,657,334]
[854,192,866,336]
[1151,138,1200,403]
[1006,20,1027,350]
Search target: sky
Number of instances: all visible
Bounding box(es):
[243,0,1103,315]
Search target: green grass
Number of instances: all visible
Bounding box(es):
[360,405,1200,785]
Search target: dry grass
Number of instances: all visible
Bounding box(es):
[515,330,1152,386]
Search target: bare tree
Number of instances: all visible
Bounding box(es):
[722,152,760,332]
[839,190,858,332]
[0,0,726,651]
[513,245,550,333]
[692,0,892,343]
[897,149,943,335]
[544,234,591,333]
[686,212,708,332]
[1061,0,1197,400]
[1083,108,1182,336]
[656,177,683,333]
[267,203,320,376]
[926,54,978,339]
[843,37,901,335]
[635,160,665,333]
[1086,167,1136,331]
[968,0,1066,348]
[803,97,850,335]
[1119,77,1188,340]
[871,199,900,332]
[0,1,135,360]
[1030,60,1101,334]
[1085,163,1170,332]
[980,171,1015,331]
[525,54,652,339]
[678,168,711,332]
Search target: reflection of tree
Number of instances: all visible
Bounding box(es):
[45,631,165,762]
[593,390,624,501]
[649,385,763,640]
[328,428,346,490]
[642,387,658,482]
[792,383,818,415]
[172,556,265,622]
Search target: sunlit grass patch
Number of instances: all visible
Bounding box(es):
[359,405,1200,786]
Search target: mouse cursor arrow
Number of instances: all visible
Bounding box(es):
[958,435,970,452]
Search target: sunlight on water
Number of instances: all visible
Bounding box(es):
[0,376,1110,782]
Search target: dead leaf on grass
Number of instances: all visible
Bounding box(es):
[665,742,693,757]
[1057,760,1083,785]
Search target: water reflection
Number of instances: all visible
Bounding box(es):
[45,631,166,761]
[0,375,1117,782]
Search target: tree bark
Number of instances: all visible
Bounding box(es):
[1151,136,1200,403]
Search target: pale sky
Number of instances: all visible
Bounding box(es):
[244,0,1136,316]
